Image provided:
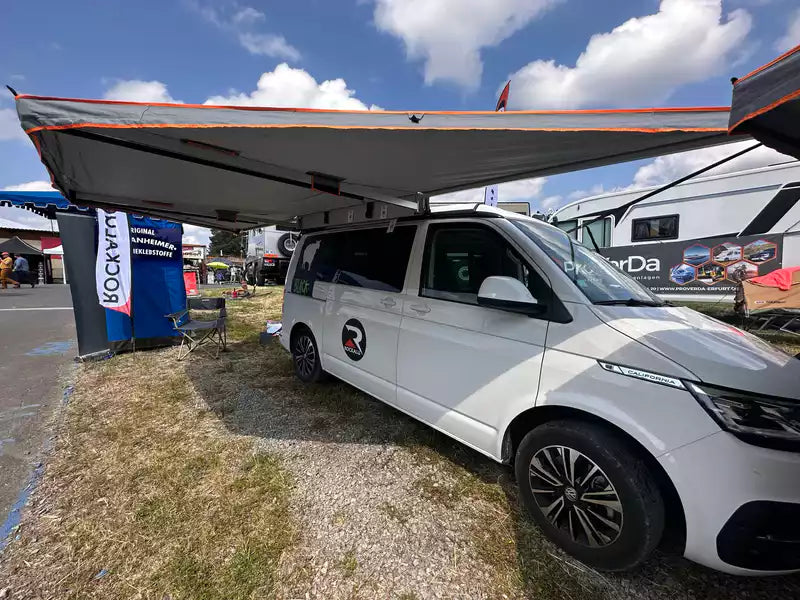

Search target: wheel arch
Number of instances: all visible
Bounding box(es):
[503,404,686,553]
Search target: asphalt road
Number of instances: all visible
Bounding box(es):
[0,284,76,527]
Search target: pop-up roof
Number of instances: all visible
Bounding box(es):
[15,94,740,230]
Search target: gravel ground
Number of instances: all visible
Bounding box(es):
[184,340,800,600]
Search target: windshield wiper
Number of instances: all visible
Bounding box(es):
[594,299,664,307]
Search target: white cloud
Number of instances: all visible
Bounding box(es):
[182,224,211,246]
[432,177,547,204]
[238,32,300,61]
[373,0,556,90]
[540,195,562,210]
[509,0,751,109]
[187,1,300,61]
[0,108,25,141]
[205,63,380,110]
[631,141,793,188]
[2,180,55,192]
[103,80,181,103]
[775,8,800,54]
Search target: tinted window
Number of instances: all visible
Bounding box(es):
[631,215,679,241]
[336,226,416,292]
[291,226,416,296]
[421,224,549,305]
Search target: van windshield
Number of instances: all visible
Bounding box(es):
[512,219,664,306]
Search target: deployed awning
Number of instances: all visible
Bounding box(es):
[729,44,800,160]
[0,236,43,255]
[15,94,742,230]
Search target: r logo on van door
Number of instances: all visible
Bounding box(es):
[342,319,367,361]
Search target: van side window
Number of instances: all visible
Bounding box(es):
[420,224,549,305]
[290,233,341,295]
[631,215,679,241]
[335,226,416,292]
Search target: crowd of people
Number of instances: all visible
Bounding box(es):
[0,251,36,290]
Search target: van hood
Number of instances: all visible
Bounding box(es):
[590,305,799,398]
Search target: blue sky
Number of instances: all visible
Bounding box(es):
[1,0,798,244]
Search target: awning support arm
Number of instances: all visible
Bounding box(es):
[565,141,763,238]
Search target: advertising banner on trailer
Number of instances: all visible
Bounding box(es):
[601,234,784,296]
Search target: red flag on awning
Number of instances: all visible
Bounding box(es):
[495,81,510,112]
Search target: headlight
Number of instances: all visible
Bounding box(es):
[687,382,800,450]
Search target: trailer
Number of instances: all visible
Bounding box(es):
[551,161,800,299]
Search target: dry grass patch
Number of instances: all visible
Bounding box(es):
[0,293,294,600]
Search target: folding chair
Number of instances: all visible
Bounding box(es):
[166,297,227,359]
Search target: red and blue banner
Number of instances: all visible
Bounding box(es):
[102,214,186,349]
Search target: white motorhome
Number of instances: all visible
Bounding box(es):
[281,205,800,575]
[551,161,800,274]
[245,226,298,285]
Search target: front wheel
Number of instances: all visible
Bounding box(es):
[515,420,664,571]
[291,328,326,383]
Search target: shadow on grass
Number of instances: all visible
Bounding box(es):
[181,338,800,600]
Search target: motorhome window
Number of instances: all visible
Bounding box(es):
[555,219,578,239]
[631,215,679,241]
[421,224,550,305]
[334,226,416,292]
[582,217,612,248]
[512,219,663,305]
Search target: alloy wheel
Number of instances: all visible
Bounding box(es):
[294,335,316,378]
[529,445,623,548]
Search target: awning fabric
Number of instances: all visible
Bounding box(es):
[0,236,43,255]
[15,94,741,230]
[0,190,91,217]
[729,44,800,159]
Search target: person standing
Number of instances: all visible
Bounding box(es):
[0,252,19,289]
[13,254,33,288]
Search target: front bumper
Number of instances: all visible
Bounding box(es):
[659,431,800,575]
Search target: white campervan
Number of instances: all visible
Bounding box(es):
[280,205,800,575]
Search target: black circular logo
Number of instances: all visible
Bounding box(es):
[341,319,367,361]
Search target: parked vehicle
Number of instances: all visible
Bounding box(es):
[550,160,800,267]
[281,204,800,575]
[244,226,298,285]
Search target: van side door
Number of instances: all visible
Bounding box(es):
[321,226,417,402]
[396,221,551,458]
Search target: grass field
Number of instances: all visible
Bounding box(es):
[1,289,798,599]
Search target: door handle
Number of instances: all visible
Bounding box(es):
[380,297,397,307]
[409,303,431,314]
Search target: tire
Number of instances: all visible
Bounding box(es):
[277,233,297,258]
[515,420,664,572]
[291,327,326,383]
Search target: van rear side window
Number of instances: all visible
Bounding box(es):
[291,226,416,296]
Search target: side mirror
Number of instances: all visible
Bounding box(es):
[477,276,546,316]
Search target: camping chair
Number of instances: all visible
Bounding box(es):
[166,297,227,360]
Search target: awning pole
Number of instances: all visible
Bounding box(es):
[565,141,763,238]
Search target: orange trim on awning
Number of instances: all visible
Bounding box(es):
[734,43,800,85]
[15,93,730,116]
[729,87,800,133]
[24,122,729,135]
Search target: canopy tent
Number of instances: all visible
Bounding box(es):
[0,189,91,218]
[14,94,744,231]
[729,43,800,160]
[0,236,43,255]
[43,244,63,255]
